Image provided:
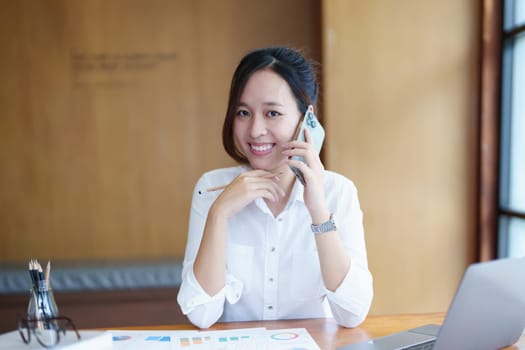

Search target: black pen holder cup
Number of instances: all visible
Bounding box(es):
[27,284,59,329]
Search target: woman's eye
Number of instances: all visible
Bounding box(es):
[236,110,250,118]
[267,111,281,118]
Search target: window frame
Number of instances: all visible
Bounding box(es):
[480,0,525,260]
[478,0,503,261]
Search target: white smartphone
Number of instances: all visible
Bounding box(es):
[289,109,325,185]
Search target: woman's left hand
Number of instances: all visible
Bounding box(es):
[283,128,330,223]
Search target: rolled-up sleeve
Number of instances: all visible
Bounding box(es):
[326,260,373,327]
[177,265,243,329]
[177,172,245,328]
[325,176,374,328]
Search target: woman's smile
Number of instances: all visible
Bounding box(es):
[249,142,276,155]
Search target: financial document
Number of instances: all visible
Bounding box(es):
[110,327,320,350]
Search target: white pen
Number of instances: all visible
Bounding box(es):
[198,172,283,195]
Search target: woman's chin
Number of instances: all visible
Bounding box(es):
[249,160,288,173]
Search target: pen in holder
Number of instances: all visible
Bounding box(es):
[27,259,59,330]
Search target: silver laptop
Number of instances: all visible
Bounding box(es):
[338,257,525,350]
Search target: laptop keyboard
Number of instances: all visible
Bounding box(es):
[402,339,435,350]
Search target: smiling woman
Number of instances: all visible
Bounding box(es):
[176,47,373,329]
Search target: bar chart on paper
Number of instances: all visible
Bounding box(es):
[110,327,320,350]
[111,328,265,349]
[175,329,262,349]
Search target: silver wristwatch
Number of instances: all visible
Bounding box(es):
[311,213,336,234]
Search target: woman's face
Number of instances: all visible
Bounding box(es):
[233,69,302,171]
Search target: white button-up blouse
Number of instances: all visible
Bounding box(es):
[177,166,373,329]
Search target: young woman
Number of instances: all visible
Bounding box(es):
[177,47,373,328]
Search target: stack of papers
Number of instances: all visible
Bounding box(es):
[0,327,320,349]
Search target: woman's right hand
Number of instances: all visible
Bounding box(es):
[210,170,284,219]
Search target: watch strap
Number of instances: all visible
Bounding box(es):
[311,213,336,234]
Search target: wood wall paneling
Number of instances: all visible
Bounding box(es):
[322,0,480,314]
[0,0,320,262]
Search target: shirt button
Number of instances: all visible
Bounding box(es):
[269,277,274,282]
[278,218,283,222]
[267,305,273,310]
[271,247,276,252]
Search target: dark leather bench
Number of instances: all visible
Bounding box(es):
[0,259,189,333]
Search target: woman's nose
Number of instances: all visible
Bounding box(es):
[249,116,268,138]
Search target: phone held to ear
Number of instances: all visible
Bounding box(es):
[289,109,325,186]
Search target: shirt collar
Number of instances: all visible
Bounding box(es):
[254,177,304,215]
[289,178,305,203]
